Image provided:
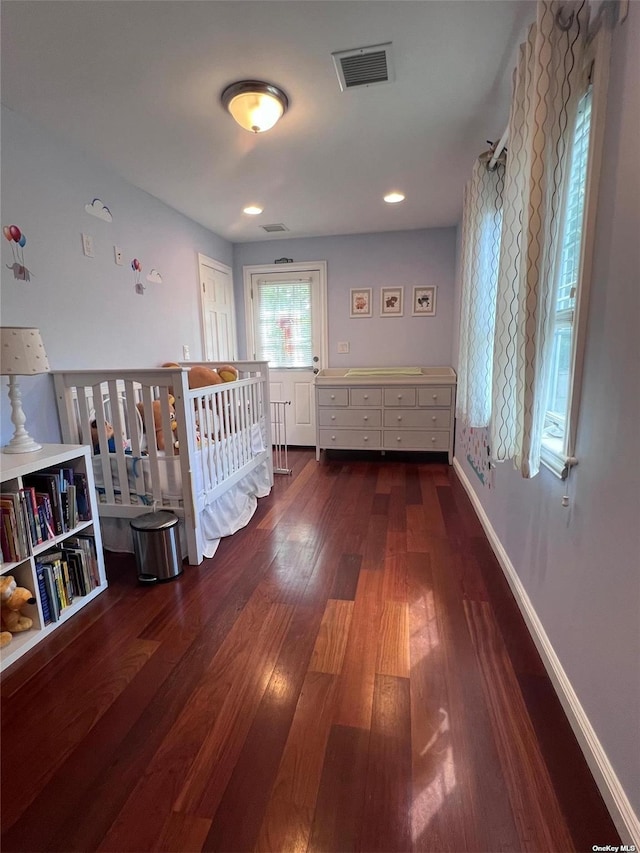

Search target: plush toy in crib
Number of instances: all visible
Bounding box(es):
[0,576,36,648]
[162,362,238,387]
[217,364,239,383]
[90,420,116,454]
[136,396,178,453]
[90,420,132,455]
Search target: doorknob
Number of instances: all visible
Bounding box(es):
[313,368,319,374]
[313,356,319,363]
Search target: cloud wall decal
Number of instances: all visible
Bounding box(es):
[84,198,113,222]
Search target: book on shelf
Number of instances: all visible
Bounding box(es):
[73,472,91,522]
[37,562,61,621]
[23,473,64,536]
[35,563,53,625]
[0,492,29,561]
[35,493,55,542]
[66,535,100,590]
[37,552,71,609]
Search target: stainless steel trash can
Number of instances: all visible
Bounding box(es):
[130,511,183,584]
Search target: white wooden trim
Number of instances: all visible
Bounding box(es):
[242,260,329,369]
[565,24,611,462]
[453,457,640,848]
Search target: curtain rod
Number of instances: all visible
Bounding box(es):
[487,127,509,171]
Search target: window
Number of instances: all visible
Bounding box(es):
[254,278,313,368]
[541,87,593,474]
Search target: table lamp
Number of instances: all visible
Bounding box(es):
[1,327,50,454]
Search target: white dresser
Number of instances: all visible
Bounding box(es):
[314,367,456,463]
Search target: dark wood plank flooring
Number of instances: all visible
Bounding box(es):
[1,449,621,852]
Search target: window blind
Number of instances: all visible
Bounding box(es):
[256,279,313,368]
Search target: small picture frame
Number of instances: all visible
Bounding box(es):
[412,285,437,316]
[380,287,404,317]
[350,288,372,318]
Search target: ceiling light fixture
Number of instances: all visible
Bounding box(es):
[243,206,263,215]
[384,192,405,204]
[221,80,289,134]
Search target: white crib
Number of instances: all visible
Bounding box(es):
[53,362,273,565]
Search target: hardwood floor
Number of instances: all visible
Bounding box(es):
[1,449,620,852]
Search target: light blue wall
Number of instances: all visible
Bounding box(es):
[1,106,232,445]
[453,8,640,821]
[234,228,457,368]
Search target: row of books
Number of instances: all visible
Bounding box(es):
[0,468,91,564]
[35,536,100,624]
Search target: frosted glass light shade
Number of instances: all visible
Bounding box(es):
[222,81,289,134]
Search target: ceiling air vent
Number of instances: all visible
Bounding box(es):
[331,43,394,92]
[261,223,289,233]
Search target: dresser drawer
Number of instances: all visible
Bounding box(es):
[317,388,348,407]
[383,430,450,451]
[418,386,453,408]
[384,409,451,429]
[319,429,381,449]
[383,387,417,407]
[349,388,382,407]
[319,409,382,428]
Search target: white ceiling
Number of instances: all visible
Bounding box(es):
[1,1,535,243]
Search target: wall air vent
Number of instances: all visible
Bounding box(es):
[261,223,289,233]
[332,43,394,92]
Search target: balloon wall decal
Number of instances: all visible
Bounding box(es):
[146,268,163,284]
[131,259,145,294]
[2,223,31,281]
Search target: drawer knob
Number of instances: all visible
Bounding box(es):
[363,436,368,441]
[331,415,336,420]
[397,394,402,400]
[431,437,436,442]
[397,416,402,422]
[432,394,438,400]
[432,415,436,421]
[363,415,368,421]
[364,394,369,400]
[396,436,402,442]
[331,435,336,441]
[330,394,336,400]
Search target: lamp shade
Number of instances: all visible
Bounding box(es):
[221,81,288,133]
[1,327,50,375]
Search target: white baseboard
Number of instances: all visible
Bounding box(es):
[453,456,640,848]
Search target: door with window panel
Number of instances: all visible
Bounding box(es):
[249,269,324,446]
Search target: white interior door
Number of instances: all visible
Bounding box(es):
[244,262,328,446]
[199,254,237,361]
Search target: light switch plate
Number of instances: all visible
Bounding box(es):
[81,233,95,257]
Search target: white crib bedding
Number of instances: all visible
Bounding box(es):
[93,423,271,559]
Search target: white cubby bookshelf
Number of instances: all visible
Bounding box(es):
[0,444,107,673]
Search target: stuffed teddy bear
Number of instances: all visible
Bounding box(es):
[136,395,178,453]
[186,365,223,390]
[0,575,36,647]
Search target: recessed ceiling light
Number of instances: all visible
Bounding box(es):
[243,206,263,215]
[384,192,405,204]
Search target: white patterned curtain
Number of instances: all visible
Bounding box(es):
[457,158,504,427]
[490,0,587,477]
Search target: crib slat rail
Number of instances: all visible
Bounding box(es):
[52,363,272,567]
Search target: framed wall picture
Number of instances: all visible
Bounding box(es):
[350,288,372,317]
[412,285,437,316]
[380,286,404,317]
